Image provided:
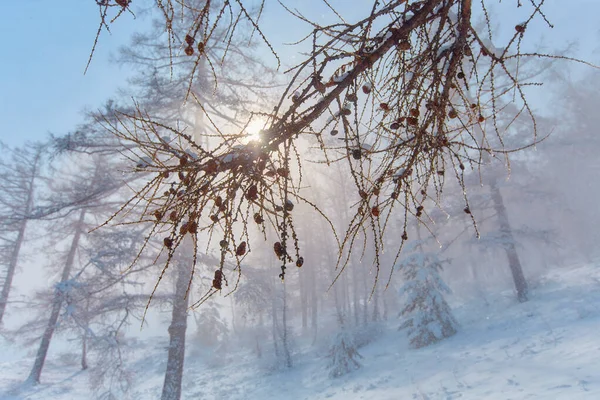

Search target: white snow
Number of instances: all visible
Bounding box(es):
[136,156,153,168]
[185,150,199,160]
[480,39,506,58]
[437,44,453,58]
[332,72,350,83]
[1,262,599,399]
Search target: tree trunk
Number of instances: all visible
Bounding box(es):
[160,260,192,400]
[490,178,528,302]
[382,287,389,321]
[352,263,359,326]
[81,298,90,371]
[299,267,308,333]
[372,283,380,322]
[271,296,280,357]
[161,39,207,399]
[0,218,29,325]
[81,333,88,371]
[281,280,292,368]
[230,296,237,335]
[309,262,318,341]
[361,267,368,325]
[341,264,350,321]
[256,311,264,358]
[27,208,86,384]
[0,150,39,325]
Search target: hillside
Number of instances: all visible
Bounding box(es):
[1,263,599,400]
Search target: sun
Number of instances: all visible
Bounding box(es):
[243,118,267,144]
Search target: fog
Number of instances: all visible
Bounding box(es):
[1,1,600,399]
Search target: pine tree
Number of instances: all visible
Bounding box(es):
[193,300,228,348]
[0,142,44,325]
[25,146,133,384]
[327,328,363,378]
[160,248,193,400]
[26,207,87,384]
[398,249,458,349]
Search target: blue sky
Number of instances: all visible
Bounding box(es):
[0,0,140,147]
[1,1,598,148]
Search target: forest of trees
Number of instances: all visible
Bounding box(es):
[1,1,599,399]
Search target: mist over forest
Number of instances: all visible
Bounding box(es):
[1,1,600,399]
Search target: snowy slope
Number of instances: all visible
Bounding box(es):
[1,262,599,400]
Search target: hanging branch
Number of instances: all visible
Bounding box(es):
[92,0,597,300]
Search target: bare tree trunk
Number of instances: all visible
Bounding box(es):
[299,268,308,333]
[27,208,86,384]
[372,284,380,322]
[0,218,29,324]
[81,333,88,371]
[160,260,192,400]
[160,39,208,399]
[332,271,344,327]
[352,263,359,326]
[271,296,280,357]
[490,178,528,302]
[0,150,40,325]
[281,280,292,368]
[382,287,389,321]
[256,311,264,358]
[310,263,318,341]
[341,264,350,321]
[81,298,90,371]
[361,268,368,325]
[303,224,318,341]
[230,296,237,335]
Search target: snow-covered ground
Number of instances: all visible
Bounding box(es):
[1,262,599,400]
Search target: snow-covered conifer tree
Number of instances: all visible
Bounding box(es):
[193,299,228,349]
[398,248,458,349]
[327,328,363,378]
